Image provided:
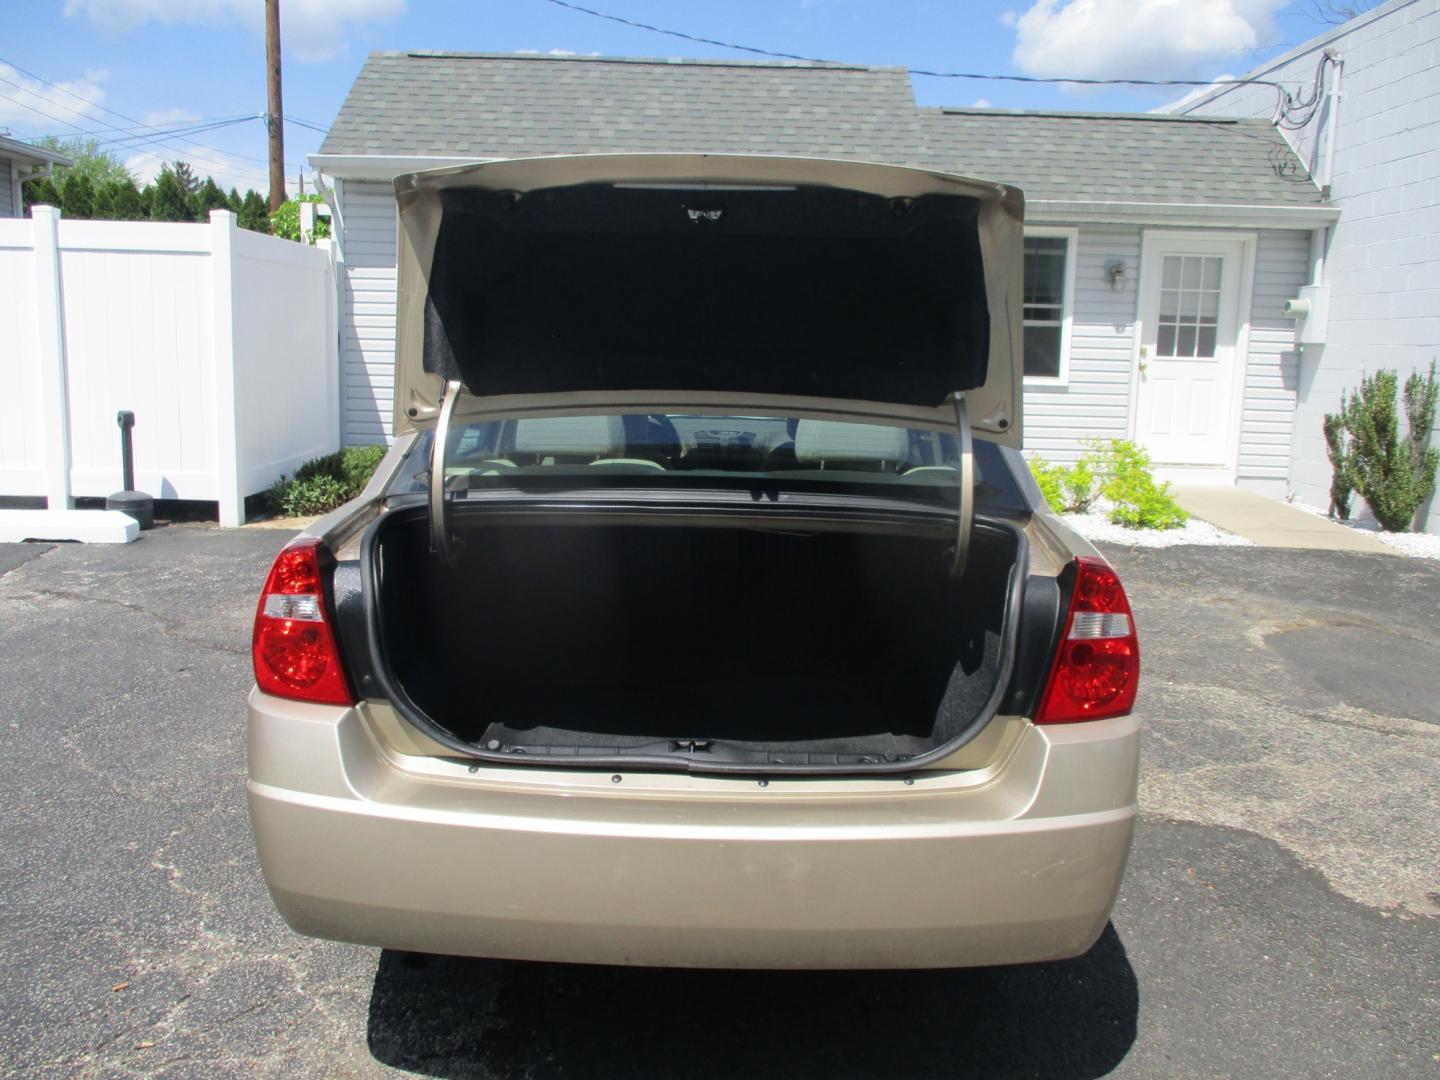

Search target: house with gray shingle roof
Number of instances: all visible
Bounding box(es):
[0,134,71,218]
[313,51,1339,494]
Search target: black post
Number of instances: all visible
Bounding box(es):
[117,410,136,493]
[106,410,155,530]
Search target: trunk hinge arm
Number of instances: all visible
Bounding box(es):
[950,391,974,578]
[429,378,464,565]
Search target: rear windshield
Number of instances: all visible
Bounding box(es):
[387,412,1027,514]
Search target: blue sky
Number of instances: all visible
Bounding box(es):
[3,1,1350,195]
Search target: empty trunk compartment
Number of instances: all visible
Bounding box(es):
[365,507,1024,771]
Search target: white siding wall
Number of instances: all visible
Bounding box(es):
[1237,230,1309,495]
[1175,0,1440,530]
[335,179,398,445]
[1023,226,1141,462]
[0,160,16,218]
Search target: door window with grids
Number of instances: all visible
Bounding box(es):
[1022,233,1073,381]
[1157,255,1222,358]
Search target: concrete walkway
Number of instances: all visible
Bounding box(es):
[1172,487,1396,553]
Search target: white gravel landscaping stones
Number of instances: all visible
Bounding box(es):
[1292,501,1440,560]
[1061,509,1253,548]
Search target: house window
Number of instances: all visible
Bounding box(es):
[1023,230,1076,383]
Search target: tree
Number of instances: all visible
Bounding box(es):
[192,176,232,219]
[148,165,192,222]
[169,159,200,198]
[59,172,97,219]
[94,177,146,221]
[237,189,270,233]
[24,135,134,187]
[1297,0,1382,24]
[226,186,243,213]
[22,175,61,214]
[20,135,136,214]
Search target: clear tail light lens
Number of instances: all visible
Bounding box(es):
[1036,556,1139,724]
[252,537,354,706]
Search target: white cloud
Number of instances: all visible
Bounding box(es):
[998,10,1019,27]
[63,0,406,63]
[972,97,993,108]
[143,106,200,127]
[1151,75,1235,113]
[1011,0,1286,81]
[0,63,107,128]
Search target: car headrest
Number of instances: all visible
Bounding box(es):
[512,415,626,458]
[794,420,910,464]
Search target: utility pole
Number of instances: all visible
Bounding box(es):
[265,0,285,213]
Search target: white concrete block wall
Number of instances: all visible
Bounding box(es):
[1176,0,1440,531]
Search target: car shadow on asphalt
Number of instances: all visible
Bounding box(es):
[365,923,1137,1078]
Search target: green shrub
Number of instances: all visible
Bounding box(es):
[1028,449,1101,514]
[1028,455,1068,514]
[1062,451,1100,513]
[269,194,332,244]
[266,445,387,517]
[1094,439,1188,530]
[1329,362,1438,532]
[279,475,350,516]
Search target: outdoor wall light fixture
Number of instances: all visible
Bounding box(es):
[1106,260,1126,292]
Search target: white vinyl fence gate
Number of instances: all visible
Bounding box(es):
[0,206,340,528]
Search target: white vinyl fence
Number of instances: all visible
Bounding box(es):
[0,207,340,526]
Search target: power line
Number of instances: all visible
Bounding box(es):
[0,55,292,176]
[284,115,329,135]
[0,91,285,180]
[540,0,1294,94]
[27,115,262,152]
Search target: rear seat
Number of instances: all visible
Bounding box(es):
[510,416,665,470]
[794,420,911,472]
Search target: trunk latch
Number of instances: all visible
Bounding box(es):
[669,739,713,754]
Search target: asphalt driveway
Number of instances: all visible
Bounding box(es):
[0,528,1435,1078]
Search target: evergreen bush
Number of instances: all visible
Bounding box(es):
[1330,362,1439,532]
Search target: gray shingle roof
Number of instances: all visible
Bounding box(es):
[918,108,1325,206]
[319,52,923,162]
[319,52,1323,208]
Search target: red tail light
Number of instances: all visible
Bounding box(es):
[252,537,354,706]
[1036,556,1139,724]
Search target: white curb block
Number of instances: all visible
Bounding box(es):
[0,509,140,544]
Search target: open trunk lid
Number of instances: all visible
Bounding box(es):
[392,153,1024,445]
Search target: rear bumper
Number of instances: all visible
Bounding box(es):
[247,690,1139,969]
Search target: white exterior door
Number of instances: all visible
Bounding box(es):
[1133,234,1250,474]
